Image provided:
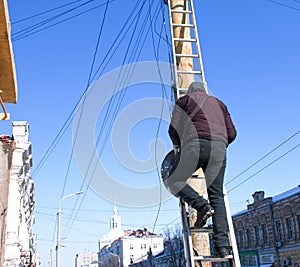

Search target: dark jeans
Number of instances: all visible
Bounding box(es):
[163,138,229,248]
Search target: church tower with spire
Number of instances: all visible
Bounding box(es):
[110,204,121,231]
[98,203,124,250]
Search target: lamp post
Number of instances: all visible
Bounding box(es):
[56,191,83,267]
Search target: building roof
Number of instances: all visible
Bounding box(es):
[272,185,300,203]
[0,0,17,103]
[232,185,300,217]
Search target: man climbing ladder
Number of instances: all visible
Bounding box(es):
[162,81,237,258]
[161,0,240,264]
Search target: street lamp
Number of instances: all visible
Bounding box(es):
[56,191,83,267]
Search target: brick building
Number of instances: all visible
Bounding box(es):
[232,185,300,267]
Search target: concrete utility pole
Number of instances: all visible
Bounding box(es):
[170,0,194,89]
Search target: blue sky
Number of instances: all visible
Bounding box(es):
[2,0,300,266]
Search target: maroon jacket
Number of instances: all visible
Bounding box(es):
[168,91,237,146]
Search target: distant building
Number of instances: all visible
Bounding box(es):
[99,204,124,250]
[98,206,164,267]
[129,235,184,267]
[232,185,300,267]
[75,252,98,267]
[1,122,37,266]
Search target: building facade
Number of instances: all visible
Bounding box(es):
[0,134,13,265]
[129,236,184,267]
[97,207,164,267]
[75,252,98,267]
[232,186,300,267]
[99,228,164,267]
[1,122,37,267]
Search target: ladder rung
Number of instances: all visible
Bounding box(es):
[177,70,201,74]
[174,38,196,42]
[171,10,192,14]
[194,256,232,262]
[175,53,199,58]
[172,23,194,27]
[190,227,213,233]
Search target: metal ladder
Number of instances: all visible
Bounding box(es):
[166,0,206,98]
[180,185,241,267]
[165,0,241,266]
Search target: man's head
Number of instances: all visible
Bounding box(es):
[187,82,207,94]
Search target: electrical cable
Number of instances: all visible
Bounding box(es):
[12,0,86,24]
[60,0,112,238]
[62,0,169,240]
[61,0,160,240]
[63,2,147,232]
[30,0,119,180]
[147,0,168,235]
[265,0,300,12]
[12,0,99,37]
[35,205,179,212]
[228,143,300,193]
[12,0,116,42]
[60,0,111,199]
[31,0,140,180]
[226,130,300,186]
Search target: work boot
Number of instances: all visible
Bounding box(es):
[214,247,232,259]
[194,204,214,228]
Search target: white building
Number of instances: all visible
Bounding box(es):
[98,205,123,250]
[75,252,98,267]
[2,122,37,267]
[110,231,164,266]
[98,207,164,267]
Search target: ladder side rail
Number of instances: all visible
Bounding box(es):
[180,199,195,267]
[224,187,241,267]
[167,0,180,98]
[188,0,207,87]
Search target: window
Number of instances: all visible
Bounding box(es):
[286,217,294,239]
[276,220,283,241]
[130,244,134,250]
[153,243,157,248]
[239,231,244,248]
[254,226,262,245]
[246,228,252,248]
[262,224,268,245]
[298,215,300,237]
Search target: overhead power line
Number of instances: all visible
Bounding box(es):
[12,0,99,37]
[62,0,171,240]
[12,0,86,24]
[266,0,300,12]
[60,0,112,237]
[12,0,116,42]
[226,130,300,186]
[228,143,300,193]
[60,0,111,199]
